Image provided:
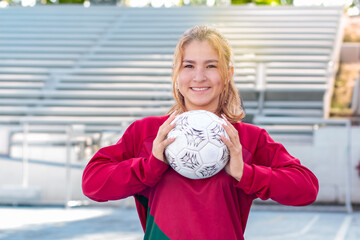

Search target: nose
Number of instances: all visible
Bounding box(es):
[193,67,206,81]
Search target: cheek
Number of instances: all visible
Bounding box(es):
[178,72,191,87]
[212,73,223,88]
[215,79,225,96]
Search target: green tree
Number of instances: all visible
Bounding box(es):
[232,0,293,5]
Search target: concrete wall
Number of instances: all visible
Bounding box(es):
[0,126,359,206]
[0,127,9,155]
[340,42,360,63]
[282,126,360,204]
[0,146,87,205]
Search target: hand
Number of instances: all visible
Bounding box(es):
[221,115,244,182]
[152,112,177,163]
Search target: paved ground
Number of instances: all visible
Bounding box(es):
[0,206,359,240]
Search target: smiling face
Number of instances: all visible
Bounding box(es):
[177,40,224,113]
[169,25,244,123]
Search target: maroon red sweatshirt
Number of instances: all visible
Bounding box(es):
[82,115,319,240]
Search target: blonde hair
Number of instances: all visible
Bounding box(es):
[168,25,245,123]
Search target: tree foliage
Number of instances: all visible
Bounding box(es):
[231,0,293,5]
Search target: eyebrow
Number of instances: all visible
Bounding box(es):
[182,59,219,64]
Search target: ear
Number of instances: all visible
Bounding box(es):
[175,76,180,91]
[228,66,234,79]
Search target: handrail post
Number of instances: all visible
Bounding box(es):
[65,125,72,209]
[256,62,266,115]
[345,120,353,213]
[22,123,29,189]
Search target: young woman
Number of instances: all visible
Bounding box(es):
[82,25,319,240]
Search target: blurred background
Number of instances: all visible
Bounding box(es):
[0,0,359,239]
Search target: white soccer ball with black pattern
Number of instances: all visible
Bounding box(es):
[165,110,230,179]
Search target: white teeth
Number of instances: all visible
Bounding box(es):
[192,87,208,91]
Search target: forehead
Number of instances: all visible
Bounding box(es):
[182,40,218,59]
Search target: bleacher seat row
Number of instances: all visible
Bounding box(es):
[0,6,344,132]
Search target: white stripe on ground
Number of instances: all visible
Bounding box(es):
[259,214,320,240]
[334,215,352,240]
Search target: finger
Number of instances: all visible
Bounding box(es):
[158,112,178,137]
[221,115,240,142]
[164,111,178,125]
[163,114,178,132]
[163,121,176,137]
[222,123,238,143]
[221,114,231,125]
[221,114,237,132]
[156,137,176,155]
[163,137,176,147]
[221,134,234,150]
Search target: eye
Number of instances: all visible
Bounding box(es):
[184,64,194,68]
[207,64,217,69]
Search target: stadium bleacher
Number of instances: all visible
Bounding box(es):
[0,5,345,141]
[2,5,356,210]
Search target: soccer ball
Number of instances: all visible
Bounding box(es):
[165,110,230,179]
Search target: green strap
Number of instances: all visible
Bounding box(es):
[134,194,171,240]
[135,194,149,209]
[144,208,171,240]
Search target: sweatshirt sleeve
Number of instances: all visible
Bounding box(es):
[82,121,169,202]
[236,129,319,206]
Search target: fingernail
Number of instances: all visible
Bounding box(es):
[221,116,228,125]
